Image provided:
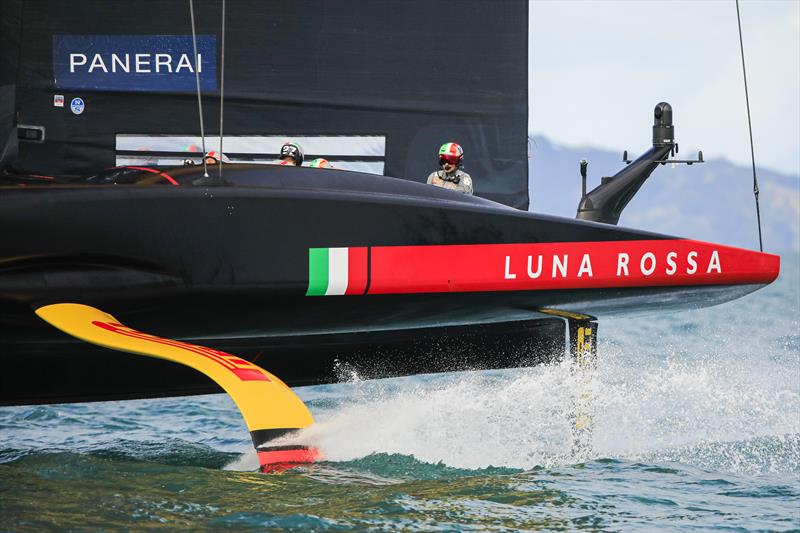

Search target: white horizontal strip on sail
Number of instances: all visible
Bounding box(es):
[116,135,386,156]
[114,155,384,175]
[115,134,385,174]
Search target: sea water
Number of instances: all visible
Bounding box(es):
[1,255,798,531]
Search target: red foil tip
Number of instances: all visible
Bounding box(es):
[258,446,321,474]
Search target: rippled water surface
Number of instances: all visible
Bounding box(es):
[1,256,798,531]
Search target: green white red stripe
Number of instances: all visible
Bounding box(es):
[306,247,368,296]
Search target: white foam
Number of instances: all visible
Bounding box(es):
[232,264,800,475]
[293,325,800,474]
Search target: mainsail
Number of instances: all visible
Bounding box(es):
[3,0,529,208]
[0,0,20,170]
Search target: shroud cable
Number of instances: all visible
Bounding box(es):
[735,0,764,252]
[189,0,209,178]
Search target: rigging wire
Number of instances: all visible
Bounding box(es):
[189,0,209,178]
[218,0,226,178]
[735,0,763,252]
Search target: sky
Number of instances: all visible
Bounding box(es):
[529,0,800,176]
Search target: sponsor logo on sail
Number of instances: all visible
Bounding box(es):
[53,35,217,92]
[70,97,85,115]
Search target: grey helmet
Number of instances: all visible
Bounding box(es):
[280,141,304,166]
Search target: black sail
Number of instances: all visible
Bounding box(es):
[0,0,21,170]
[8,0,529,209]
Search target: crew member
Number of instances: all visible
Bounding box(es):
[426,142,473,195]
[308,158,332,168]
[185,151,230,166]
[204,151,230,165]
[277,141,304,166]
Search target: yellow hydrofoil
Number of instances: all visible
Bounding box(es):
[36,303,318,473]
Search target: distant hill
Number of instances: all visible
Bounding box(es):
[528,136,800,253]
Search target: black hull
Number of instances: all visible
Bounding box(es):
[0,165,779,404]
[0,317,567,406]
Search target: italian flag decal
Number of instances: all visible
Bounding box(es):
[306,247,368,296]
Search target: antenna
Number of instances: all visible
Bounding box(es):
[188,0,208,178]
[580,159,588,198]
[735,0,764,252]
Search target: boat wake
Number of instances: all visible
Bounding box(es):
[292,262,800,476]
[255,290,800,476]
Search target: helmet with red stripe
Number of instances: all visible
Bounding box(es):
[438,142,463,168]
[204,151,231,164]
[308,158,331,168]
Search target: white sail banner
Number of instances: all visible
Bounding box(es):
[115,134,386,174]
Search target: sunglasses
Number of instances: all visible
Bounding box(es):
[439,156,459,166]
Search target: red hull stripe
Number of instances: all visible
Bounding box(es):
[367,239,780,295]
[345,247,369,295]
